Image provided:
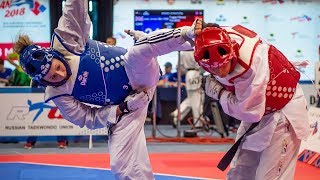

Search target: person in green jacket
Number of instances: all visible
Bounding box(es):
[6,52,31,86]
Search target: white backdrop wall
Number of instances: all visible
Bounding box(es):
[113,0,320,81]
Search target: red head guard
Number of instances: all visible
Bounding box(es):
[194,27,239,75]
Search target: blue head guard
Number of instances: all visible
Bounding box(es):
[20,44,72,87]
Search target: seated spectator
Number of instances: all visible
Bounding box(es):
[6,52,31,86]
[106,36,117,46]
[167,65,186,87]
[158,62,173,87]
[148,62,174,123]
[168,72,186,85]
[0,58,12,86]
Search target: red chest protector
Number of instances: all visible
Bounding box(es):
[264,45,300,115]
[218,25,300,115]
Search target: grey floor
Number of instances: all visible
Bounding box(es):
[0,125,234,155]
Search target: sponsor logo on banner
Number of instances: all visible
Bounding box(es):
[262,0,284,4]
[78,71,89,86]
[215,14,226,22]
[0,0,46,18]
[298,150,316,163]
[295,0,313,5]
[311,121,318,135]
[291,32,299,39]
[264,14,284,22]
[27,100,56,122]
[290,15,312,22]
[298,150,320,169]
[291,32,311,40]
[237,0,256,4]
[295,49,304,58]
[191,0,202,4]
[314,156,320,168]
[240,16,250,24]
[215,0,224,5]
[267,33,276,42]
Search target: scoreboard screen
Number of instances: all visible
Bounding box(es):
[134,10,204,33]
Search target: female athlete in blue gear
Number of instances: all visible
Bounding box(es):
[14,0,202,179]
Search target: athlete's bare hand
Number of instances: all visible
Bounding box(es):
[124,29,147,41]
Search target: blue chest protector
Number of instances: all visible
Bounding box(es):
[72,39,132,106]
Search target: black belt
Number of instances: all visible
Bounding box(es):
[187,68,199,71]
[217,121,259,171]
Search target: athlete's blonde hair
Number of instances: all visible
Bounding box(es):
[14,34,33,54]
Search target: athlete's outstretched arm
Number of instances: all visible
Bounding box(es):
[52,91,149,129]
[53,0,91,54]
[125,19,202,61]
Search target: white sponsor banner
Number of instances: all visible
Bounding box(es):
[0,89,108,136]
[0,83,318,137]
[0,0,51,43]
[0,0,51,59]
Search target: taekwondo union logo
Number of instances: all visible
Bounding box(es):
[27,99,55,122]
[0,0,46,17]
[6,100,53,122]
[7,100,63,122]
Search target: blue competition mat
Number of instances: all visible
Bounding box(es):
[0,162,201,180]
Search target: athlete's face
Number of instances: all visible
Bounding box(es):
[206,60,231,78]
[106,38,116,45]
[43,58,67,83]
